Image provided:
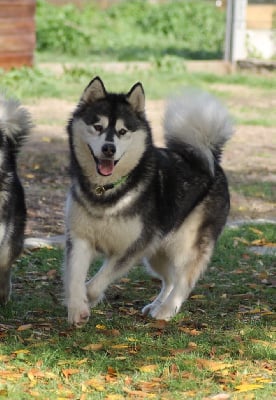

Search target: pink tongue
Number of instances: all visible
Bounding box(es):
[98,159,115,176]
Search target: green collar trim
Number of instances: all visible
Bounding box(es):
[95,175,128,196]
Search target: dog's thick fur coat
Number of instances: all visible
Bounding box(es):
[0,94,32,303]
[64,77,233,326]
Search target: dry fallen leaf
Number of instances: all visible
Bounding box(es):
[148,320,168,330]
[139,364,158,373]
[82,343,104,351]
[0,355,10,362]
[62,368,80,379]
[76,358,89,365]
[248,227,263,235]
[235,383,264,392]
[17,324,33,331]
[251,238,276,247]
[0,371,23,380]
[84,378,105,391]
[190,294,205,299]
[107,366,117,377]
[179,327,202,336]
[196,359,232,372]
[12,349,30,355]
[233,237,250,245]
[110,344,129,350]
[96,325,120,336]
[96,324,106,330]
[137,378,166,393]
[123,387,157,398]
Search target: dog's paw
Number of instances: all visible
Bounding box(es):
[144,302,177,321]
[142,299,162,317]
[141,304,152,316]
[67,300,91,328]
[86,282,104,307]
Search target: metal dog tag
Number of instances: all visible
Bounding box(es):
[95,186,105,196]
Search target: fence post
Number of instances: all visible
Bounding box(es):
[225,0,247,63]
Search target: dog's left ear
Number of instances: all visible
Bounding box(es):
[127,82,145,113]
[80,76,107,103]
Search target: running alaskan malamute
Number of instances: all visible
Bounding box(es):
[0,93,32,304]
[64,77,233,326]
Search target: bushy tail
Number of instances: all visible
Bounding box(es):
[164,89,234,175]
[0,93,32,153]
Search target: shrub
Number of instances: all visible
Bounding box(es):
[35,0,226,60]
[36,0,94,54]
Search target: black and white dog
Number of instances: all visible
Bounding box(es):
[64,77,233,326]
[0,93,32,304]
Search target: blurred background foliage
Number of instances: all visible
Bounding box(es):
[36,0,226,61]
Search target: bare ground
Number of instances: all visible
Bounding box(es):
[20,98,276,239]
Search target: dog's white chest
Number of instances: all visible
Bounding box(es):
[93,214,142,254]
[67,195,143,255]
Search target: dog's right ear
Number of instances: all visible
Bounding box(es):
[80,76,107,103]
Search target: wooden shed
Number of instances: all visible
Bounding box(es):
[0,0,36,70]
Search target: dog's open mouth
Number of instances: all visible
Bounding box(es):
[97,158,118,176]
[88,146,118,176]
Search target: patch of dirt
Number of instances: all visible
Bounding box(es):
[20,99,275,239]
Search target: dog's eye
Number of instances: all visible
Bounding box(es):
[94,124,103,133]
[118,128,127,136]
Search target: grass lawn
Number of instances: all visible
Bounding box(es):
[1,62,276,129]
[0,224,275,399]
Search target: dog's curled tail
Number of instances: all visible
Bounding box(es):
[164,89,234,175]
[0,93,32,152]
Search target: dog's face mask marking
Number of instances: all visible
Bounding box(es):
[74,77,146,177]
[81,116,133,176]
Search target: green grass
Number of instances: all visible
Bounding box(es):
[232,181,276,203]
[0,224,275,399]
[1,62,275,129]
[1,61,276,99]
[196,71,276,90]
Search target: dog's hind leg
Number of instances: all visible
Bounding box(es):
[86,254,140,306]
[64,236,94,327]
[0,267,12,305]
[142,250,174,316]
[0,243,15,305]
[148,240,215,321]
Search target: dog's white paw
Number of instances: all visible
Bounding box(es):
[142,300,161,317]
[86,281,104,307]
[67,300,91,328]
[144,302,177,321]
[141,303,152,316]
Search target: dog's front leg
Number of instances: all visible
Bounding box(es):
[63,236,94,327]
[86,256,134,306]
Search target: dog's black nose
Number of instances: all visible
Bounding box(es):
[102,143,116,157]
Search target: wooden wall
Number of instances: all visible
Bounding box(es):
[0,0,36,70]
[247,4,276,29]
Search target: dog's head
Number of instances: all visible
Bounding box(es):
[70,77,151,179]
